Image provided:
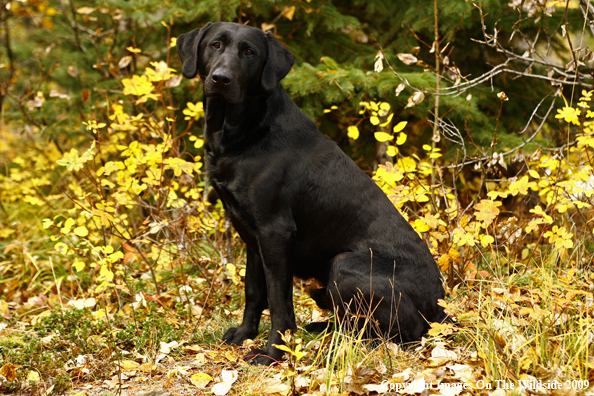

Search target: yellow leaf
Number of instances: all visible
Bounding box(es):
[380,113,394,127]
[347,126,359,140]
[281,5,296,20]
[61,218,75,234]
[0,300,8,316]
[509,176,530,195]
[73,261,85,272]
[119,360,140,370]
[437,254,450,271]
[393,121,408,133]
[474,199,501,224]
[261,22,275,32]
[396,132,407,145]
[370,116,380,125]
[92,310,106,320]
[54,242,68,254]
[480,234,495,247]
[73,226,89,237]
[190,136,205,148]
[487,190,509,199]
[190,372,213,389]
[555,106,580,125]
[386,145,398,157]
[528,170,540,178]
[170,37,177,48]
[126,46,142,53]
[413,218,430,232]
[374,132,393,142]
[0,364,18,381]
[272,344,294,354]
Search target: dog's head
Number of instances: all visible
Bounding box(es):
[177,22,294,104]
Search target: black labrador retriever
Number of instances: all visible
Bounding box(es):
[177,22,448,365]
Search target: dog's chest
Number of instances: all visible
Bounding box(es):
[207,153,258,240]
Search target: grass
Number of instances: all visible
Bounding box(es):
[0,258,592,394]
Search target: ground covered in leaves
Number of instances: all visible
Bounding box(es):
[1,268,594,396]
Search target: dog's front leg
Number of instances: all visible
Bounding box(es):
[243,228,296,365]
[223,247,267,345]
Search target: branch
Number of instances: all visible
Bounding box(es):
[442,94,558,170]
[579,0,594,36]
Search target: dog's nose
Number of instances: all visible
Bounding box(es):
[211,70,233,87]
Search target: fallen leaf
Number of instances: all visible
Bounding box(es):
[0,363,18,381]
[27,370,40,382]
[431,345,458,359]
[220,369,238,384]
[0,300,8,316]
[160,340,179,354]
[403,377,426,394]
[212,382,232,396]
[119,360,140,371]
[69,298,96,309]
[190,372,212,389]
[363,382,390,393]
[256,378,291,395]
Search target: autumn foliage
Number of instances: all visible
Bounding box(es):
[1,0,594,394]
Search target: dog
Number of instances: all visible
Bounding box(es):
[177,22,448,365]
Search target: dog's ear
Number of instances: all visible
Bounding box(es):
[261,32,295,93]
[177,22,213,79]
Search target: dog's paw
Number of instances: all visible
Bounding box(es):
[242,349,279,365]
[222,326,257,345]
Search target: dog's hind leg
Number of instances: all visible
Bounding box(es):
[316,251,438,343]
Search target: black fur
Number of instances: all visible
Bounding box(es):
[177,22,448,365]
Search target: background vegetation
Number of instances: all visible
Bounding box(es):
[1,0,593,394]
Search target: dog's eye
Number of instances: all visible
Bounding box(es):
[245,49,254,55]
[212,42,221,49]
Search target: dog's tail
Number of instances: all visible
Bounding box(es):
[309,287,334,310]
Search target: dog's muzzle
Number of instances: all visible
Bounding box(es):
[205,68,243,103]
